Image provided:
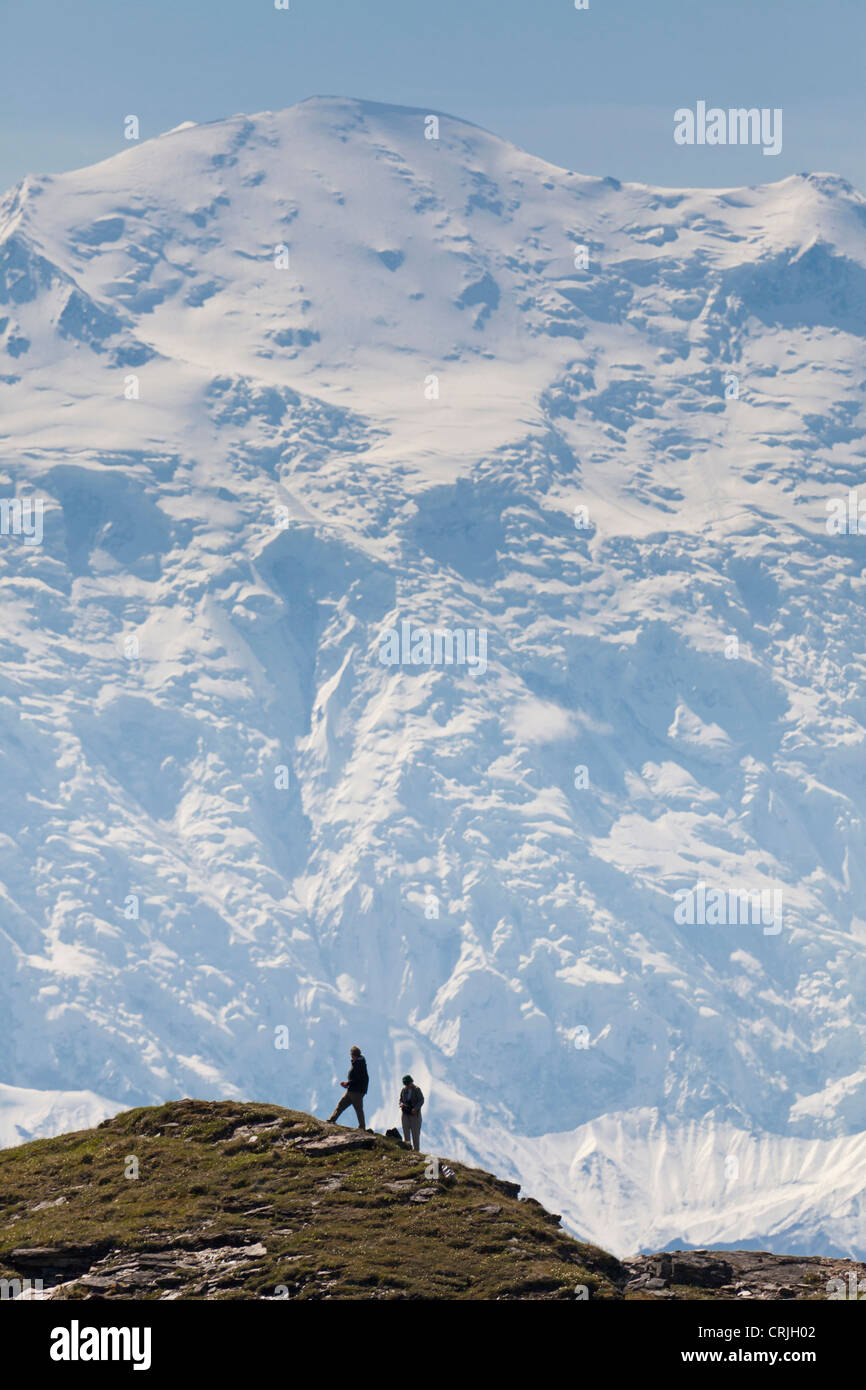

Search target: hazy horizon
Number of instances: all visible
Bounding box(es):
[2,0,863,195]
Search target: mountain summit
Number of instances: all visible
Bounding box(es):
[2,97,866,1256]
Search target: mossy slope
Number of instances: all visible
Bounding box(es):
[0,1099,622,1300]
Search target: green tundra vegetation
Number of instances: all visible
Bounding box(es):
[0,1099,622,1300]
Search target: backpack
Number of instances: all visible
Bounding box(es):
[356,1057,369,1094]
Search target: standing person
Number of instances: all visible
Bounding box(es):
[326,1045,369,1129]
[399,1074,424,1151]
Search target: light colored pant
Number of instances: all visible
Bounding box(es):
[330,1091,366,1128]
[402,1112,422,1150]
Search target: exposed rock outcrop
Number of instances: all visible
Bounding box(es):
[622,1248,866,1300]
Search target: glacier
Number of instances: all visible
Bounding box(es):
[2,95,866,1256]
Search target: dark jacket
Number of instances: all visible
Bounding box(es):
[347,1055,369,1095]
[400,1084,424,1115]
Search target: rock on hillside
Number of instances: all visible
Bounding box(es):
[621,1248,866,1300]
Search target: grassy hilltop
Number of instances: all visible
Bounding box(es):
[0,1098,619,1300]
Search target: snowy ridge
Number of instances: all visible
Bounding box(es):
[444,1109,866,1258]
[0,1083,119,1149]
[2,96,866,1252]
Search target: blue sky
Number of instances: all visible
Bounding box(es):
[2,0,863,193]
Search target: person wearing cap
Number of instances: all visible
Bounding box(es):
[399,1074,425,1150]
[326,1045,369,1128]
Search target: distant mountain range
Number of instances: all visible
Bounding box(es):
[2,96,866,1255]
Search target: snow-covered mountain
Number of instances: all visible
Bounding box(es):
[2,96,866,1257]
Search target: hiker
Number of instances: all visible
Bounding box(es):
[326,1045,369,1129]
[399,1074,424,1151]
